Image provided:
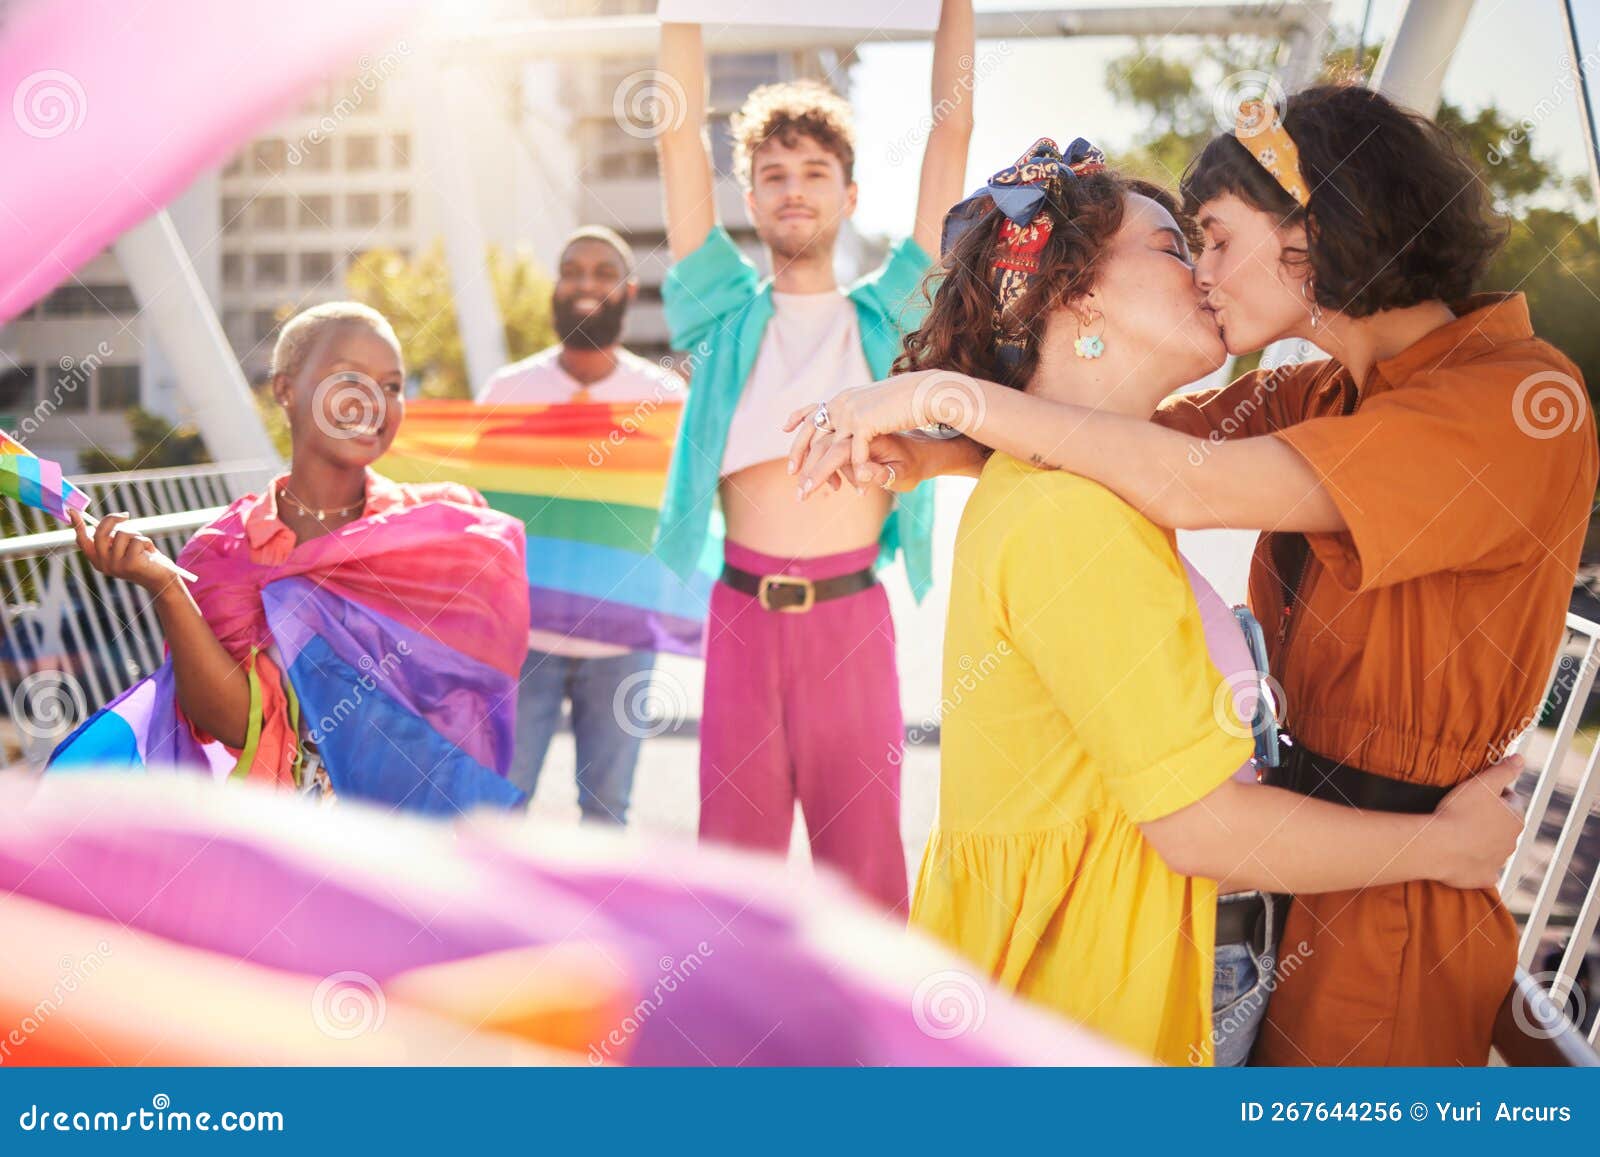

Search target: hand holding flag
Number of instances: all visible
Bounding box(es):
[68,507,199,590]
[1,430,197,584]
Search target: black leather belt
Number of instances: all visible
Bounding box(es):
[1262,743,1450,815]
[1233,746,1447,960]
[719,562,877,613]
[1216,892,1272,954]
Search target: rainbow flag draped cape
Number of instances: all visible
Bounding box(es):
[48,488,531,816]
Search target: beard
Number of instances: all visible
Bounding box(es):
[759,214,839,263]
[554,293,626,349]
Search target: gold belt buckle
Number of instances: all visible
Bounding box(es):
[757,574,815,613]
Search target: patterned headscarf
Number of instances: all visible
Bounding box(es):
[939,136,1107,368]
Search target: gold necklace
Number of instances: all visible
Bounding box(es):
[278,485,364,522]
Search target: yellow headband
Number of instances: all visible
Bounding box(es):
[1234,97,1310,208]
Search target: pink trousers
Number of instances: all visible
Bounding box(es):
[699,541,908,915]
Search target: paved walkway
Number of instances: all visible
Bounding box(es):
[527,729,941,889]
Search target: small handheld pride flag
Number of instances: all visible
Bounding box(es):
[0,430,195,583]
[0,429,90,521]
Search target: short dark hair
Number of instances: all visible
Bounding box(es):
[1181,84,1506,318]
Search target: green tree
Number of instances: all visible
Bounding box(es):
[344,241,559,399]
[78,408,211,474]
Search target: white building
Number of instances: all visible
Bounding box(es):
[0,0,864,469]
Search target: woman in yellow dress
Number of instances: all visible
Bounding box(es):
[873,140,1524,1065]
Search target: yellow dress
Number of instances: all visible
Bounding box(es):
[910,454,1253,1066]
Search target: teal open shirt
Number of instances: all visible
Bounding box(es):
[656,226,938,603]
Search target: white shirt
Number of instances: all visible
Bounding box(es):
[479,346,681,408]
[721,289,873,477]
[478,345,685,659]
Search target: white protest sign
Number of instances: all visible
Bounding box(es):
[657,0,940,33]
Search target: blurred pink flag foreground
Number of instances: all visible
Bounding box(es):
[0,774,1136,1066]
[0,0,421,323]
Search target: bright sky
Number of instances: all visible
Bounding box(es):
[849,0,1600,238]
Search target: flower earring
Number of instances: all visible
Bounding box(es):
[1074,309,1106,359]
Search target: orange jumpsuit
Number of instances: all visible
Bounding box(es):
[1157,293,1597,1065]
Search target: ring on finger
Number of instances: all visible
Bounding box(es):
[812,403,835,434]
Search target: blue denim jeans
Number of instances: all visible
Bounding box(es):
[510,648,656,825]
[1211,892,1279,1066]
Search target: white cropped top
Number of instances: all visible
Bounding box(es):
[720,288,874,477]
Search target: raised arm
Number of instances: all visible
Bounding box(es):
[911,0,975,257]
[657,22,716,262]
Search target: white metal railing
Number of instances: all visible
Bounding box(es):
[1499,612,1600,1054]
[0,459,279,767]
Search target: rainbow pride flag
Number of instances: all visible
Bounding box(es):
[381,400,718,657]
[0,429,90,521]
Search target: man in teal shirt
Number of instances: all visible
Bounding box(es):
[654,5,973,914]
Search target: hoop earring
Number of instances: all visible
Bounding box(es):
[1074,309,1106,359]
[1302,278,1324,329]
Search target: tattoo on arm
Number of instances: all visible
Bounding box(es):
[1027,453,1060,471]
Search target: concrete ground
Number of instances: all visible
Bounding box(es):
[524,728,941,891]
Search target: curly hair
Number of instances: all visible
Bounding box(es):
[729,79,855,190]
[895,172,1195,390]
[1180,83,1506,318]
